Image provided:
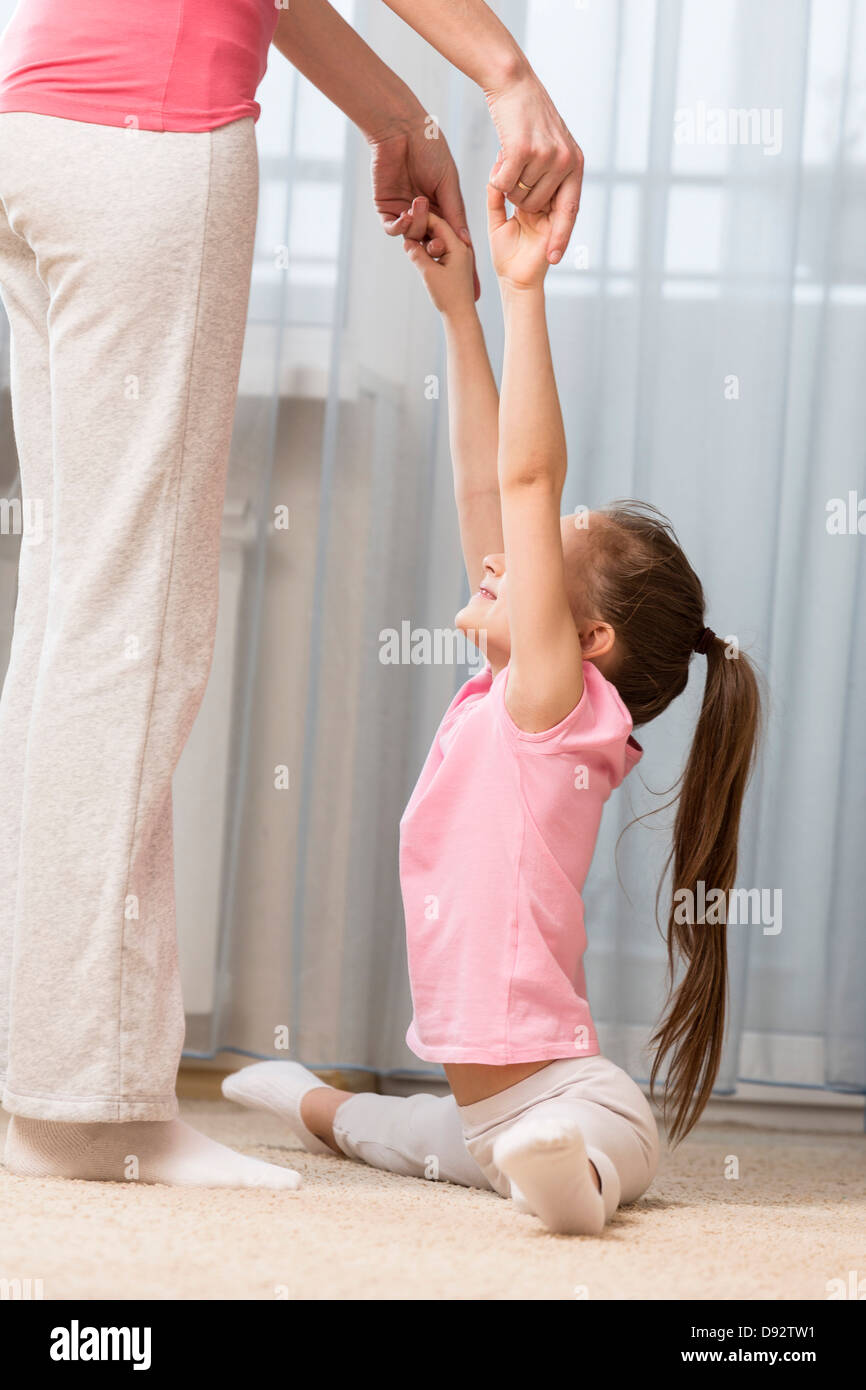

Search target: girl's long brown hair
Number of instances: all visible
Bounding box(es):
[587,502,761,1143]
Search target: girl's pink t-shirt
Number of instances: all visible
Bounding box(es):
[401,660,643,1065]
[0,0,279,132]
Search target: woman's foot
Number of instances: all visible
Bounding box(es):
[222,1061,351,1156]
[493,1106,606,1235]
[3,1115,302,1189]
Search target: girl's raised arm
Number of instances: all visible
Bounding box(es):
[488,185,585,733]
[404,210,503,592]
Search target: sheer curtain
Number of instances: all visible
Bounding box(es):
[0,1,863,1099]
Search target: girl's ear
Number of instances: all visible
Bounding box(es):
[578,619,616,661]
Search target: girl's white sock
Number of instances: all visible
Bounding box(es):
[3,1115,302,1189]
[222,1061,334,1156]
[493,1105,606,1235]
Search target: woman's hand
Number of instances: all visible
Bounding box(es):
[272,0,580,281]
[378,4,582,263]
[486,183,552,291]
[370,118,481,299]
[484,67,583,266]
[402,207,476,317]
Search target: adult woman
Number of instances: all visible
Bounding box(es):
[0,0,582,1187]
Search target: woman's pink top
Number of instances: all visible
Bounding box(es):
[0,0,279,132]
[401,661,643,1065]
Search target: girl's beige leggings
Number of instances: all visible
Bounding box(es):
[333,1055,661,1222]
[0,113,258,1122]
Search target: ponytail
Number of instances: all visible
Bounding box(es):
[588,502,764,1141]
[649,635,762,1143]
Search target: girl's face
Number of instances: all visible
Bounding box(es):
[456,514,606,671]
[456,552,511,667]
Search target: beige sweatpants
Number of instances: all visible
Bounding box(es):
[0,113,259,1121]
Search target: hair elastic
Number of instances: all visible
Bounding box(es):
[694,626,715,655]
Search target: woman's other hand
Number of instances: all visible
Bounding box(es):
[370,117,481,300]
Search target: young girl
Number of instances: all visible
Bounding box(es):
[224,188,761,1234]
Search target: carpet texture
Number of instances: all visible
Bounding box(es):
[0,1102,861,1300]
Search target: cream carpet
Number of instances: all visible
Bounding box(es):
[0,1102,861,1300]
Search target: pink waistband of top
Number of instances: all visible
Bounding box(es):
[0,0,279,132]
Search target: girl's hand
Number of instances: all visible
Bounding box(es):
[403,207,477,317]
[487,183,552,291]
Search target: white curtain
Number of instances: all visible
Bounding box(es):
[0,1,863,1098]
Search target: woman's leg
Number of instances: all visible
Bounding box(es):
[0,208,53,1093]
[0,113,297,1186]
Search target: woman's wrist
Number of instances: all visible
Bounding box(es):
[363,80,427,144]
[381,0,529,95]
[480,47,532,99]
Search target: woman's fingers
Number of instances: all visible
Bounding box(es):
[489,145,533,203]
[545,167,583,264]
[383,208,415,237]
[491,140,581,216]
[382,210,408,236]
[516,159,570,216]
[384,195,429,240]
[498,148,555,208]
[485,75,583,257]
[415,137,480,298]
[434,163,471,251]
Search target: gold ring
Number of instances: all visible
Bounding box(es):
[517,179,534,193]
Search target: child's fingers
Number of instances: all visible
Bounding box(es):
[424,210,464,256]
[403,237,436,276]
[486,181,509,234]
